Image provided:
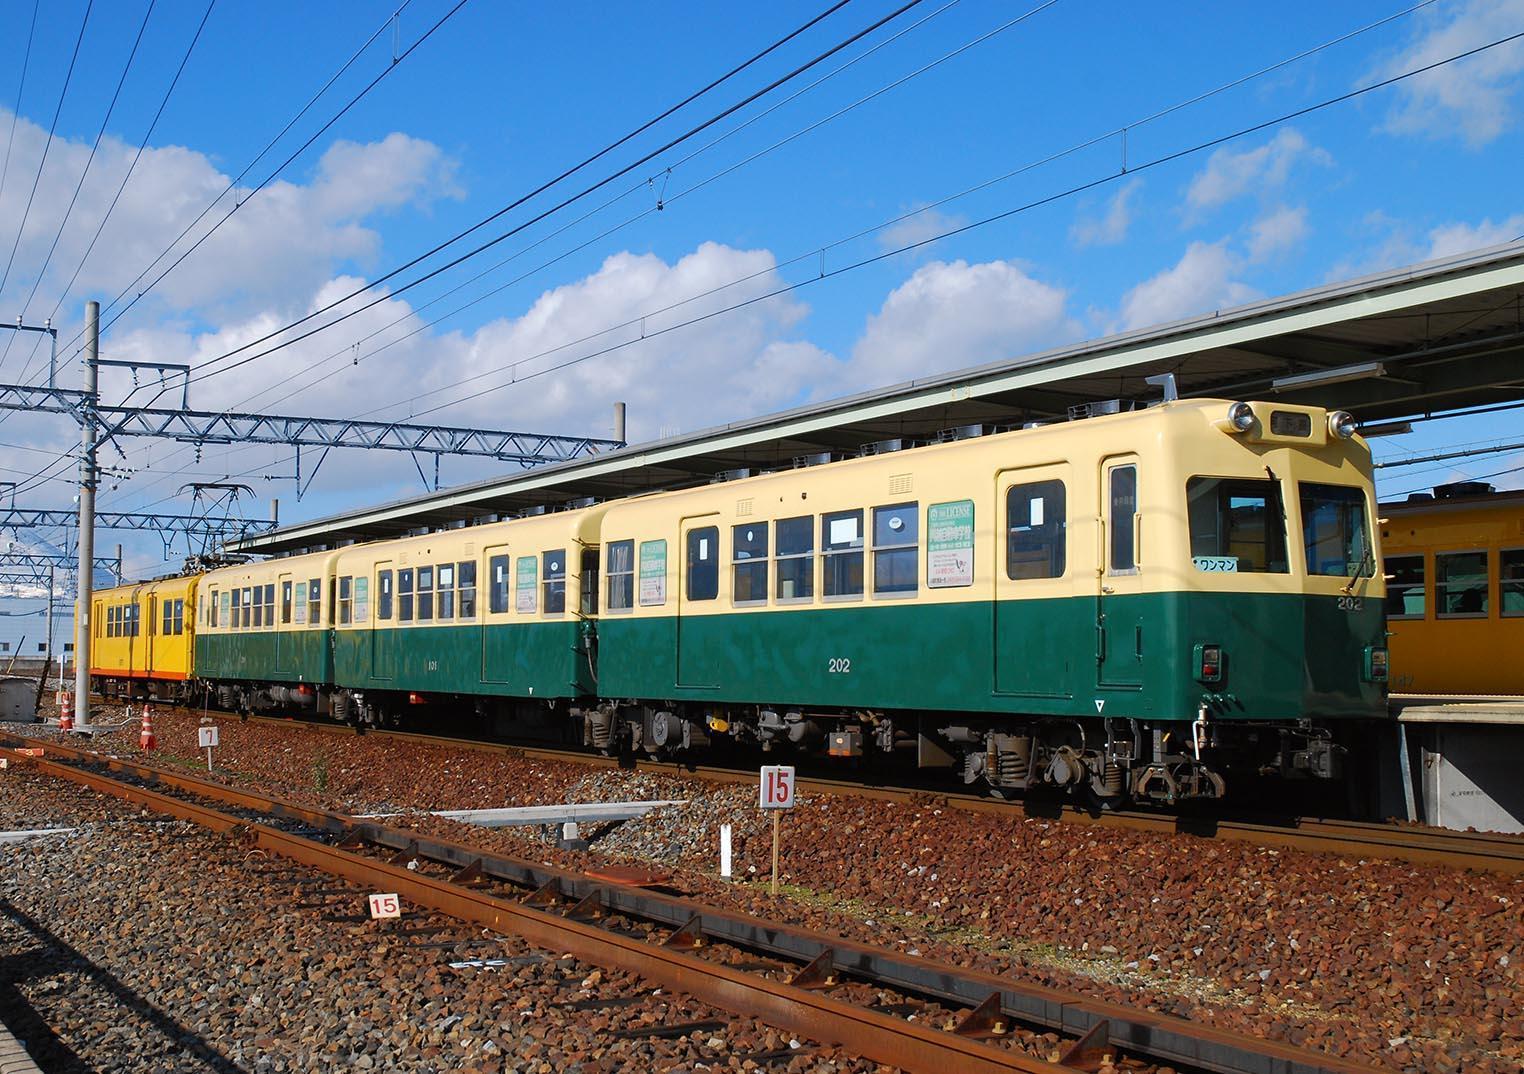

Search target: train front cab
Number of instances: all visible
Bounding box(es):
[87,575,196,702]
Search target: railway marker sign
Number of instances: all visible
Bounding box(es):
[197,724,219,772]
[368,893,402,920]
[759,766,795,896]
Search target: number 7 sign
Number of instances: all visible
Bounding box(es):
[759,765,795,809]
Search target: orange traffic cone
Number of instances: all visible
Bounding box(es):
[139,705,157,751]
[56,690,74,732]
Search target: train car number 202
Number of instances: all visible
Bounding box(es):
[828,657,852,674]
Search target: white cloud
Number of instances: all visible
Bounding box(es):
[1246,205,1310,262]
[1070,180,1140,248]
[1425,213,1524,257]
[1119,242,1258,330]
[1184,129,1328,216]
[1373,0,1524,146]
[837,258,1078,391]
[876,206,968,253]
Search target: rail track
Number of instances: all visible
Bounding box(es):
[3,732,1381,1074]
[235,713,1524,877]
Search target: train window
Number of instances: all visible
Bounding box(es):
[281,581,292,624]
[1007,481,1067,580]
[580,549,600,616]
[132,604,141,637]
[458,561,477,618]
[104,606,113,638]
[733,523,768,606]
[231,590,242,632]
[1502,549,1524,617]
[245,588,256,629]
[1385,555,1425,619]
[775,516,814,602]
[488,555,510,614]
[173,599,184,635]
[205,591,215,628]
[516,556,538,613]
[306,578,320,626]
[437,564,455,620]
[1186,477,1287,573]
[264,584,275,629]
[377,571,393,620]
[162,601,174,637]
[686,529,719,602]
[417,566,435,621]
[872,503,918,596]
[1436,551,1489,617]
[1299,483,1373,578]
[1108,466,1138,573]
[638,540,667,605]
[338,577,353,625]
[822,510,864,599]
[543,551,567,614]
[398,569,414,622]
[606,540,635,611]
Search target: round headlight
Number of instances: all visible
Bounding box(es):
[1226,401,1254,433]
[1328,411,1358,440]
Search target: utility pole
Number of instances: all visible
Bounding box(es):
[35,564,54,713]
[73,301,99,731]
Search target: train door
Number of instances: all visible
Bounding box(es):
[1097,454,1145,690]
[274,574,295,676]
[480,545,511,683]
[372,562,394,681]
[994,462,1073,697]
[143,594,156,680]
[676,516,721,689]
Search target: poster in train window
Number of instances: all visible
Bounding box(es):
[927,500,974,588]
[353,576,370,623]
[220,591,232,626]
[639,540,667,606]
[515,556,538,614]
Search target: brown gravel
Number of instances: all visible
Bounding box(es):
[13,706,1524,1073]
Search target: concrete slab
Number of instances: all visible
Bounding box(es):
[0,828,77,845]
[361,800,686,827]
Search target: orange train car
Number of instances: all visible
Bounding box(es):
[86,573,198,702]
[1380,483,1524,696]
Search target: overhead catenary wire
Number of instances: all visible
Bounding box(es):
[9,0,218,390]
[0,0,42,217]
[0,0,94,299]
[0,0,157,376]
[178,0,935,388]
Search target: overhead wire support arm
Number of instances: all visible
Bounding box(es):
[0,508,275,543]
[0,382,624,466]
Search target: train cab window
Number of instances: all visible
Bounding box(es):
[1501,549,1524,617]
[732,523,768,606]
[308,579,322,626]
[1385,555,1425,619]
[543,551,567,614]
[162,601,174,637]
[872,503,918,596]
[458,561,477,618]
[1108,466,1138,573]
[580,549,599,616]
[338,577,353,625]
[822,510,864,599]
[488,555,510,614]
[377,571,393,621]
[263,584,275,629]
[174,599,184,635]
[417,567,435,621]
[1186,477,1287,573]
[685,530,719,602]
[1299,483,1373,578]
[775,516,814,602]
[437,564,455,620]
[1007,480,1067,580]
[606,540,635,611]
[398,569,414,622]
[1436,551,1489,617]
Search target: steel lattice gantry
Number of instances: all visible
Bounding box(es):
[0,551,122,583]
[0,509,274,543]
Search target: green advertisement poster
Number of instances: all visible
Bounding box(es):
[927,500,974,588]
[638,540,666,606]
[515,556,538,614]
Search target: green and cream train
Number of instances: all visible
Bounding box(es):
[105,397,1388,804]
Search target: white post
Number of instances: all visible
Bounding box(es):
[719,823,732,879]
[73,300,99,731]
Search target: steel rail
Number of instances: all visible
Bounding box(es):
[242,716,1524,876]
[6,737,1382,1074]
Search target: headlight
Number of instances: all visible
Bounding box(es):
[1328,411,1358,440]
[1226,402,1254,433]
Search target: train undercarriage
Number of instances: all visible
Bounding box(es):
[186,678,1350,807]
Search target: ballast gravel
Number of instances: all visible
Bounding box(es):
[11,706,1524,1074]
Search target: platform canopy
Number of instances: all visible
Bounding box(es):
[233,242,1524,555]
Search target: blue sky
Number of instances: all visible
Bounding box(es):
[0,0,1521,579]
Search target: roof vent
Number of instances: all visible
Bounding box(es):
[1067,399,1137,421]
[1020,421,1051,430]
[792,451,838,469]
[566,496,597,509]
[520,505,548,518]
[938,423,993,442]
[712,467,753,483]
[1406,492,1435,503]
[858,438,906,457]
[1435,481,1495,499]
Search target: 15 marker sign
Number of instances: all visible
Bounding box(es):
[759,765,795,809]
[368,893,402,919]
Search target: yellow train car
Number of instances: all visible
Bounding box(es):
[1381,484,1524,696]
[88,573,197,701]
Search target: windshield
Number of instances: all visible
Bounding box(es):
[1186,476,1288,573]
[1298,483,1372,578]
